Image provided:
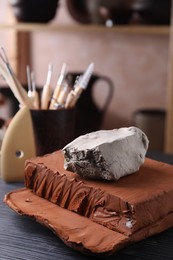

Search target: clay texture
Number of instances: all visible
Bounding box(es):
[63,127,149,180]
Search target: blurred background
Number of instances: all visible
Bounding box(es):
[0,0,172,152]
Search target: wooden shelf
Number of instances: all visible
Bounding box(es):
[0,23,170,35]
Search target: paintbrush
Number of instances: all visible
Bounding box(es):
[0,47,33,108]
[65,62,94,108]
[49,62,67,109]
[31,71,39,109]
[41,64,53,109]
[26,65,39,109]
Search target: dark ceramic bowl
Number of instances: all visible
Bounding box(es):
[9,0,59,23]
[66,0,91,24]
[133,0,171,25]
[66,0,134,25]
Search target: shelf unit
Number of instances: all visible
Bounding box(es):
[165,2,173,153]
[1,22,170,90]
[0,22,170,35]
[1,16,173,153]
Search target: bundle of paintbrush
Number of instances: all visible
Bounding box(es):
[0,47,34,109]
[0,46,94,111]
[26,62,95,110]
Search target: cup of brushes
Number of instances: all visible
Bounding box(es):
[0,47,94,182]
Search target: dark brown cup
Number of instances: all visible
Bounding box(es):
[30,108,75,156]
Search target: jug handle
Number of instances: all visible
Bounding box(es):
[93,75,114,113]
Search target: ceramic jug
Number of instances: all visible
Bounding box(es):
[66,72,114,137]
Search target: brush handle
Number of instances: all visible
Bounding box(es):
[41,84,51,109]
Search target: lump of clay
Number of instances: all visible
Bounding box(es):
[62,127,149,181]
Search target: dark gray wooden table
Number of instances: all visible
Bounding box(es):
[1,152,173,260]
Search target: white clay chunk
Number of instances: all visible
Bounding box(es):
[63,127,149,181]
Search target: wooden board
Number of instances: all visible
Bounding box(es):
[1,153,173,259]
